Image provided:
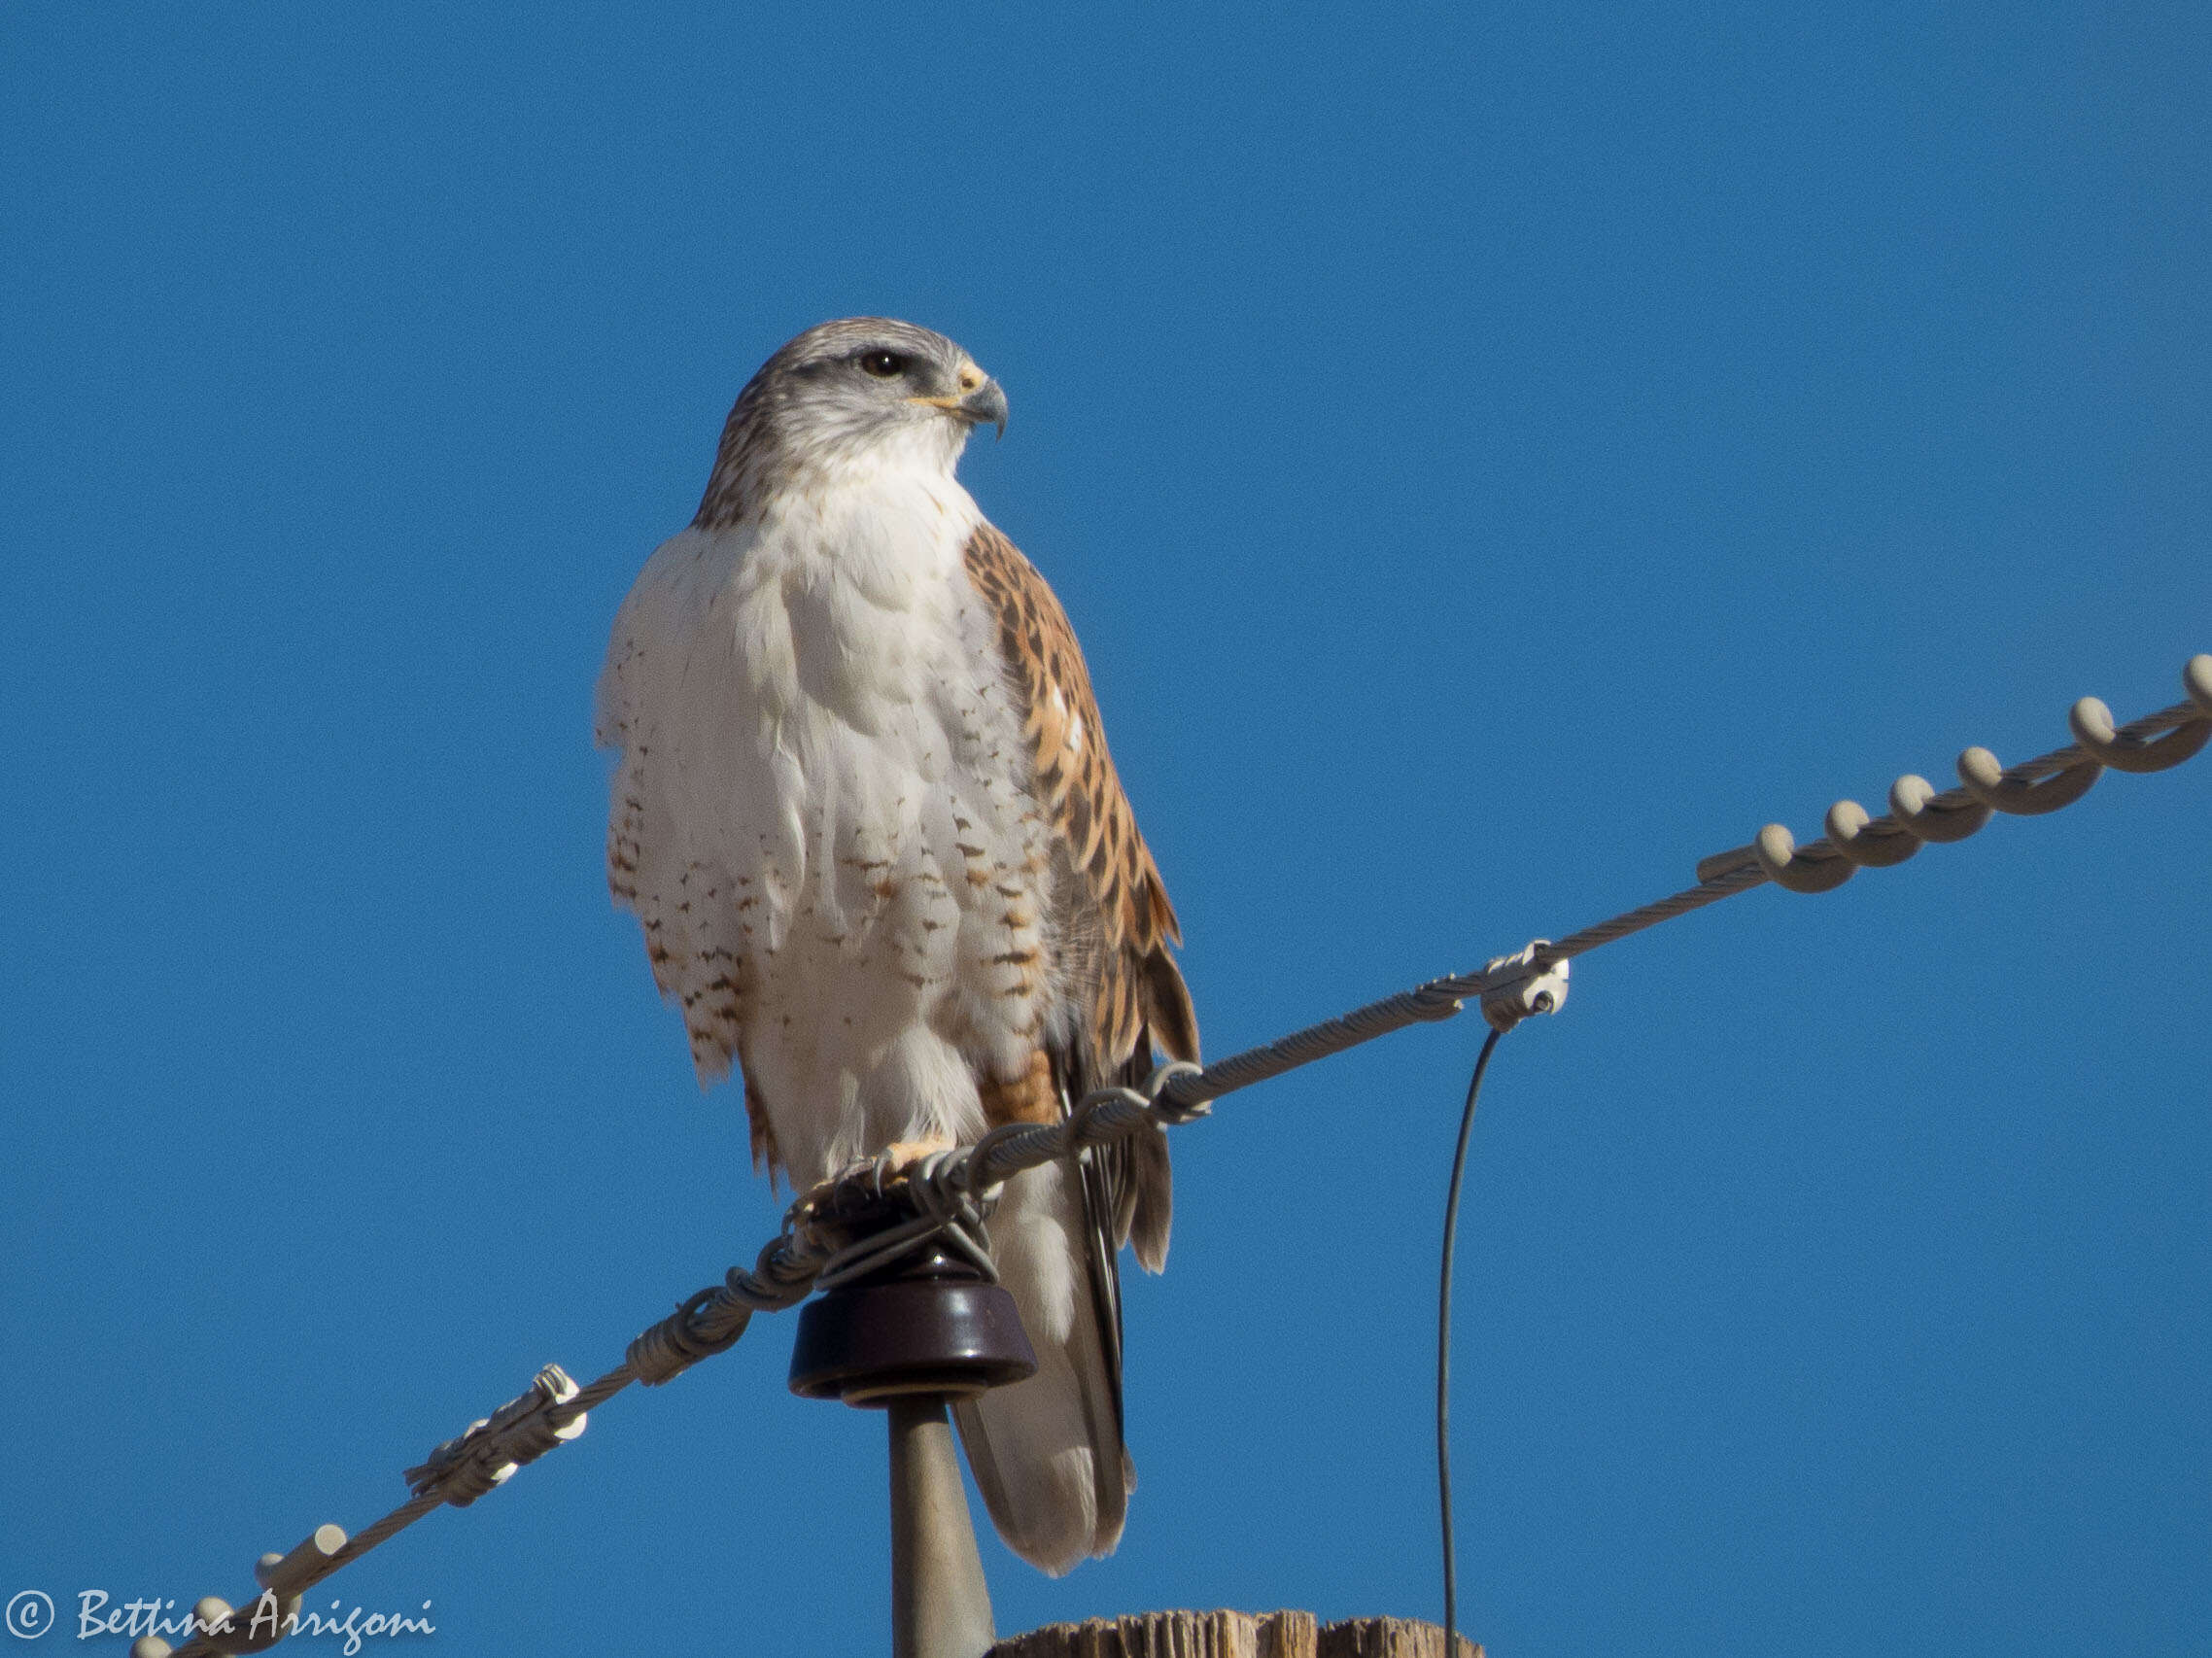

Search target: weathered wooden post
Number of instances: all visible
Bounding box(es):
[986,1609,1480,1656]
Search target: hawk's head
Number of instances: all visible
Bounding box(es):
[695,318,1008,530]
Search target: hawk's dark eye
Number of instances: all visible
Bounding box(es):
[857,350,908,378]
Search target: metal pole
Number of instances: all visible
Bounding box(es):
[886,1395,996,1658]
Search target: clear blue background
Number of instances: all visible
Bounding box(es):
[5,4,2208,1654]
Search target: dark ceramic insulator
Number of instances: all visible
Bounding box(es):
[789,1242,1038,1406]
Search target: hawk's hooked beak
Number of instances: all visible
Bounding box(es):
[912,369,1009,439]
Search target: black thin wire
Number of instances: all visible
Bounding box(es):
[1439,1023,1505,1658]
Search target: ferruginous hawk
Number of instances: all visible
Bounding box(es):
[597,318,1198,1573]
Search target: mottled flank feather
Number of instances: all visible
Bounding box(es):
[599,589,783,1178]
[962,523,1200,1075]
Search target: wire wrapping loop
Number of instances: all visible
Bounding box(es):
[1889,774,1992,843]
[1066,1086,1156,1148]
[629,1286,754,1383]
[1824,799,1920,867]
[1754,822,1854,892]
[629,1228,829,1384]
[2069,695,2211,774]
[1138,1059,1209,1125]
[812,1188,997,1291]
[1956,744,2100,814]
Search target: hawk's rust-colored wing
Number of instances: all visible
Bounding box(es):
[961,521,1199,1075]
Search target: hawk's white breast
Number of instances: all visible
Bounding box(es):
[598,447,1060,1183]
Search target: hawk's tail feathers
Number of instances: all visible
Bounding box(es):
[952,1160,1129,1575]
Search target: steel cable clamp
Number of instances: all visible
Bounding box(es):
[1476,941,1571,1033]
[403,1364,586,1505]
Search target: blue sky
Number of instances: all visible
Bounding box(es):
[4,4,2207,1654]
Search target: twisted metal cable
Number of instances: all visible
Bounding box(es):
[133,652,2210,1658]
[1155,653,2211,1115]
